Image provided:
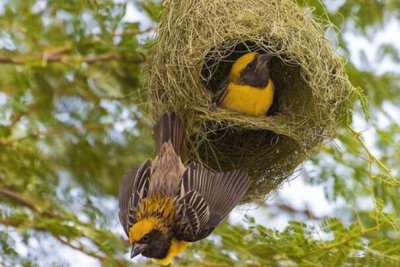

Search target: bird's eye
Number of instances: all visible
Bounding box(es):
[142,234,150,242]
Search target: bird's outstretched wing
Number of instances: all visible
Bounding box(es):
[118,159,152,235]
[174,162,250,242]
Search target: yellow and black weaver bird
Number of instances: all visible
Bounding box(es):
[118,112,250,265]
[213,52,274,116]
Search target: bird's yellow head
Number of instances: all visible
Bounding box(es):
[230,52,258,80]
[129,217,166,244]
[229,52,273,87]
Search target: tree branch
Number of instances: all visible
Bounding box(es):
[0,121,117,146]
[265,202,327,220]
[0,188,38,212]
[0,216,111,263]
[0,53,145,65]
[111,27,155,37]
[0,187,126,264]
[349,127,391,173]
[53,235,107,261]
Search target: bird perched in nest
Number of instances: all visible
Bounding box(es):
[213,52,274,116]
[118,112,250,265]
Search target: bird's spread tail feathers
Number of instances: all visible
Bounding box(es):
[153,112,184,156]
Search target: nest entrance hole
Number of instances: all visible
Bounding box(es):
[200,41,312,118]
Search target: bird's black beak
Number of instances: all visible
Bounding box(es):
[130,243,148,258]
[257,53,273,69]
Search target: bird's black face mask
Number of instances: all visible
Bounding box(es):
[131,230,172,260]
[239,53,272,88]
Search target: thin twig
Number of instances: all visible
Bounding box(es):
[0,53,145,65]
[265,202,327,220]
[0,188,125,263]
[0,188,38,212]
[0,216,110,262]
[0,121,115,146]
[111,27,155,37]
[310,226,380,254]
[53,235,107,261]
[349,127,390,173]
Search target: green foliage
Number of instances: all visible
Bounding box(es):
[140,0,164,22]
[0,0,399,266]
[177,215,400,266]
[0,0,154,265]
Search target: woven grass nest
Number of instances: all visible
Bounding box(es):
[145,0,355,200]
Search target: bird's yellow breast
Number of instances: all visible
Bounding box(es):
[222,80,274,116]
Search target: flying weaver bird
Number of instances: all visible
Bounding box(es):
[118,112,250,265]
[213,52,274,116]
